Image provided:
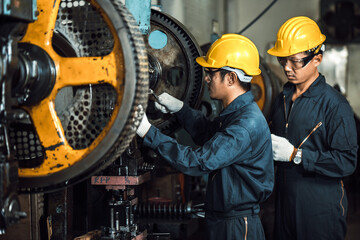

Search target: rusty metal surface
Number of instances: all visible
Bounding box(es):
[91,171,151,186]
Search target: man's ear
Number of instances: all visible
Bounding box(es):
[313,54,323,67]
[227,72,237,86]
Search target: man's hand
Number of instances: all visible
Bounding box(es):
[136,113,151,138]
[271,134,296,162]
[155,92,184,114]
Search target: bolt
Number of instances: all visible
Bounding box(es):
[56,205,63,213]
[14,211,27,219]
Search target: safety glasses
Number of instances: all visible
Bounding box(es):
[277,53,316,70]
[204,68,222,78]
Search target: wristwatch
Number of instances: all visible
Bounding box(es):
[293,149,302,164]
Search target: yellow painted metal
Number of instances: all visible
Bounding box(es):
[18,0,126,177]
[252,74,266,111]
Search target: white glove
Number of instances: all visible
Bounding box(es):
[155,92,184,114]
[271,134,295,162]
[136,113,151,138]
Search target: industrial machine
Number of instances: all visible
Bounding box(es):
[0,0,280,239]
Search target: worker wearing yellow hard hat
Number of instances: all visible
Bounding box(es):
[268,16,326,57]
[196,33,261,75]
[136,33,274,240]
[267,16,357,240]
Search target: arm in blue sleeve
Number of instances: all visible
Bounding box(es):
[175,104,218,145]
[302,103,358,177]
[143,124,251,176]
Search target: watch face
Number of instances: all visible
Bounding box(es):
[294,149,302,164]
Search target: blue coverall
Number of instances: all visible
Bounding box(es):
[143,91,274,240]
[269,74,358,240]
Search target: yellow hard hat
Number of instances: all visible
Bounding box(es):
[196,34,261,76]
[267,16,326,57]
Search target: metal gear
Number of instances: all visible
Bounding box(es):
[11,0,149,192]
[145,10,204,135]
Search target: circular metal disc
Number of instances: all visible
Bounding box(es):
[144,10,204,135]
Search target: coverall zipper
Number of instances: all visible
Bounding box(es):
[283,95,295,137]
[340,180,345,216]
[244,216,248,240]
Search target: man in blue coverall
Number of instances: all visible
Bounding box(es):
[136,34,274,240]
[267,16,358,240]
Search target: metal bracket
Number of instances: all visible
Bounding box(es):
[125,0,151,35]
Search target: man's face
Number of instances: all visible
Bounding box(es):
[278,52,321,86]
[204,68,227,99]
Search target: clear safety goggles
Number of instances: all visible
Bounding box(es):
[277,54,316,70]
[277,44,324,70]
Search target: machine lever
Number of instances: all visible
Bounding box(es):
[148,89,160,102]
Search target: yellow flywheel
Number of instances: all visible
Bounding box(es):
[13,0,148,192]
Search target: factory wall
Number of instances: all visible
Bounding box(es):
[159,0,360,118]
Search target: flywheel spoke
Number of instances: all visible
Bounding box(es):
[20,0,60,51]
[20,99,87,177]
[57,53,122,88]
[26,99,66,149]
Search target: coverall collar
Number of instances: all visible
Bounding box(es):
[283,73,326,98]
[219,91,254,118]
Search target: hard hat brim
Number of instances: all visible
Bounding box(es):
[196,56,215,68]
[196,56,262,76]
[267,47,284,57]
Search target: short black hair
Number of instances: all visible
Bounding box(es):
[239,81,251,92]
[219,69,231,80]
